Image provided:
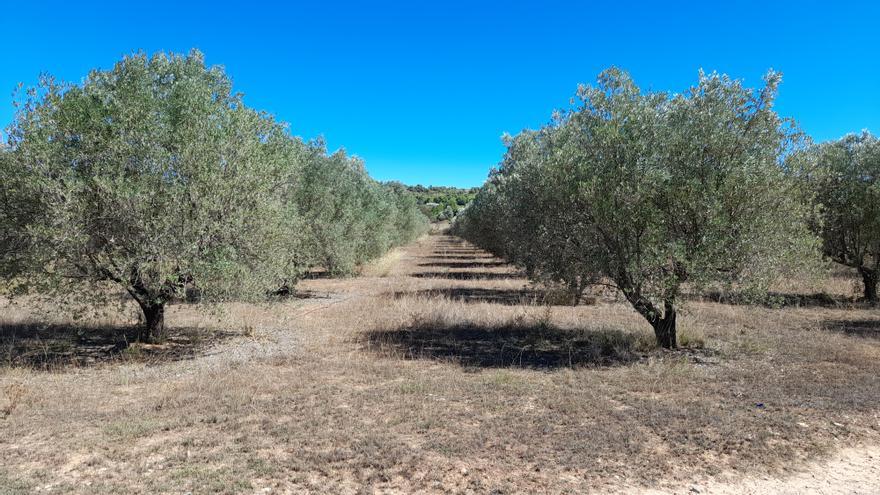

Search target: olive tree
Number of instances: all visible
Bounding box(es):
[458,69,818,348]
[1,51,301,342]
[383,181,431,246]
[294,147,375,274]
[809,132,880,301]
[0,144,36,280]
[292,146,427,275]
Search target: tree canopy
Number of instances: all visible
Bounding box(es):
[455,68,818,348]
[0,50,427,341]
[805,131,880,301]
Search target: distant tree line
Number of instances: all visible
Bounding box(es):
[406,185,478,221]
[0,50,428,342]
[454,68,879,348]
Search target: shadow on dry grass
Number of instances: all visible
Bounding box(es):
[422,254,495,260]
[302,269,335,280]
[417,261,508,268]
[0,322,235,369]
[823,319,880,339]
[389,287,546,306]
[364,320,646,369]
[274,288,333,300]
[432,247,485,252]
[411,271,520,281]
[696,290,861,309]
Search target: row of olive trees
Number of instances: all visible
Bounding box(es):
[0,50,427,342]
[809,132,880,301]
[454,68,879,349]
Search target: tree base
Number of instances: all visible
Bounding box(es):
[652,301,677,349]
[860,267,878,304]
[138,303,166,343]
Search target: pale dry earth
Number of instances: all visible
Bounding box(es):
[647,444,880,494]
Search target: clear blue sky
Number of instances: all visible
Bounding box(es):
[1,1,878,187]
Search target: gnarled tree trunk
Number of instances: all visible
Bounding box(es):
[124,269,171,343]
[137,301,166,343]
[651,300,677,349]
[621,286,678,349]
[568,278,584,306]
[859,267,879,303]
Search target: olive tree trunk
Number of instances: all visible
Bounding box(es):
[651,300,677,349]
[623,290,678,349]
[136,301,166,343]
[568,278,585,306]
[860,267,879,303]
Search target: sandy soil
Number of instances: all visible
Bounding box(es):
[644,445,880,494]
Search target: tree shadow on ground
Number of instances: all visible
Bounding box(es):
[271,287,333,299]
[273,288,333,300]
[363,321,644,369]
[411,271,521,281]
[423,254,495,260]
[823,319,880,339]
[0,322,237,370]
[696,290,860,309]
[417,261,508,268]
[389,287,546,306]
[302,270,334,279]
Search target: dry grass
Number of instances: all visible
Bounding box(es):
[1,231,879,493]
[358,248,409,278]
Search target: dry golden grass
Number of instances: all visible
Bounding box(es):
[358,248,408,278]
[1,231,879,493]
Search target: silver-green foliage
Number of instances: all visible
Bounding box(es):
[291,146,427,276]
[808,132,880,301]
[455,68,818,347]
[0,50,427,341]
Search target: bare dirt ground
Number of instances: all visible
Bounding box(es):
[674,444,880,494]
[1,229,879,494]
